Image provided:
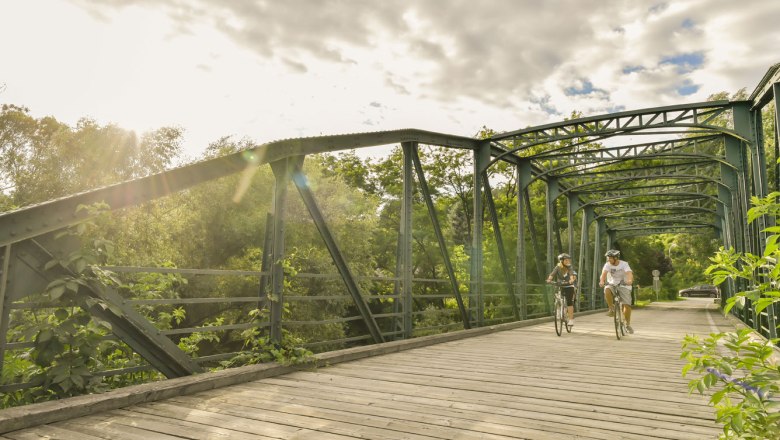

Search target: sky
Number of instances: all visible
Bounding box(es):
[2,0,780,161]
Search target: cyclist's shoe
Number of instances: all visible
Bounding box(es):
[569,318,575,326]
[607,309,615,317]
[626,325,634,334]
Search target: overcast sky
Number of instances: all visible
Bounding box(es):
[2,0,779,160]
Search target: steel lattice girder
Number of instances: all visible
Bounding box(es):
[491,101,740,151]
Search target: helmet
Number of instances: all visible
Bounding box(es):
[557,253,571,262]
[605,249,620,258]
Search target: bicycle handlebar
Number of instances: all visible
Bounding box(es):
[547,280,574,286]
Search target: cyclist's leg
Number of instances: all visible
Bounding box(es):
[618,286,634,333]
[564,287,575,323]
[604,286,615,314]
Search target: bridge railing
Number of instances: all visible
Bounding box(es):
[2,262,597,396]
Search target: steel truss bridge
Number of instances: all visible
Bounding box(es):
[1,63,779,396]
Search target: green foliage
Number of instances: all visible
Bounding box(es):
[0,104,183,208]
[682,330,780,439]
[0,204,180,408]
[178,318,223,356]
[682,189,780,438]
[220,309,314,367]
[2,205,118,407]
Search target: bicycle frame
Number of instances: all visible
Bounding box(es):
[550,282,572,336]
[607,283,628,340]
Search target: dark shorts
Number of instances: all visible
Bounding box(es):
[562,286,576,307]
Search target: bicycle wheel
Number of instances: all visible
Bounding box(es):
[554,297,563,336]
[614,300,622,340]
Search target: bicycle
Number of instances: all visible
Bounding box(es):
[607,283,629,340]
[549,281,573,336]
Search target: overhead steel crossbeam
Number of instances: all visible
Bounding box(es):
[616,225,715,238]
[600,211,712,224]
[585,192,719,213]
[598,210,717,227]
[530,134,723,162]
[592,197,717,212]
[533,152,726,178]
[576,181,718,198]
[573,181,717,198]
[560,160,721,182]
[749,62,780,110]
[489,101,737,152]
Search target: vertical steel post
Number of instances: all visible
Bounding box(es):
[268,159,293,344]
[410,146,470,329]
[774,84,780,192]
[0,245,10,374]
[567,197,580,310]
[516,161,533,320]
[579,207,593,310]
[257,213,273,311]
[401,142,415,337]
[735,102,766,253]
[392,231,403,338]
[772,83,780,337]
[471,142,490,326]
[546,179,560,271]
[524,190,546,282]
[567,197,578,260]
[592,219,603,309]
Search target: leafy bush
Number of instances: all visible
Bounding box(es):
[681,192,780,438]
[682,330,779,438]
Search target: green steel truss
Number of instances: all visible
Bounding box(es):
[1,64,779,386]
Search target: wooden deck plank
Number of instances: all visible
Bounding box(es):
[197,382,652,440]
[123,403,362,439]
[1,300,731,439]
[2,424,106,440]
[84,408,280,440]
[227,378,718,437]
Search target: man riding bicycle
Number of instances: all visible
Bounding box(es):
[599,249,634,334]
[546,253,577,327]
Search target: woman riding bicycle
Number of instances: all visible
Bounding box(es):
[546,253,578,327]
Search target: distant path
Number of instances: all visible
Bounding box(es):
[2,299,731,439]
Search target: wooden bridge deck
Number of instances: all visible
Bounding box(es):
[1,299,733,439]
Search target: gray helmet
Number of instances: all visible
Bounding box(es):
[605,249,620,258]
[557,253,571,262]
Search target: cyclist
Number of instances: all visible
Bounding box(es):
[546,253,578,327]
[599,249,634,334]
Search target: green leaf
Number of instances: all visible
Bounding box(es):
[71,374,84,388]
[732,412,743,431]
[711,389,726,405]
[36,329,53,343]
[696,379,706,394]
[48,285,66,300]
[54,309,69,321]
[73,258,87,274]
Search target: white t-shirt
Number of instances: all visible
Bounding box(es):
[602,260,632,285]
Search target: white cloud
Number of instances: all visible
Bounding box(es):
[2,0,779,159]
